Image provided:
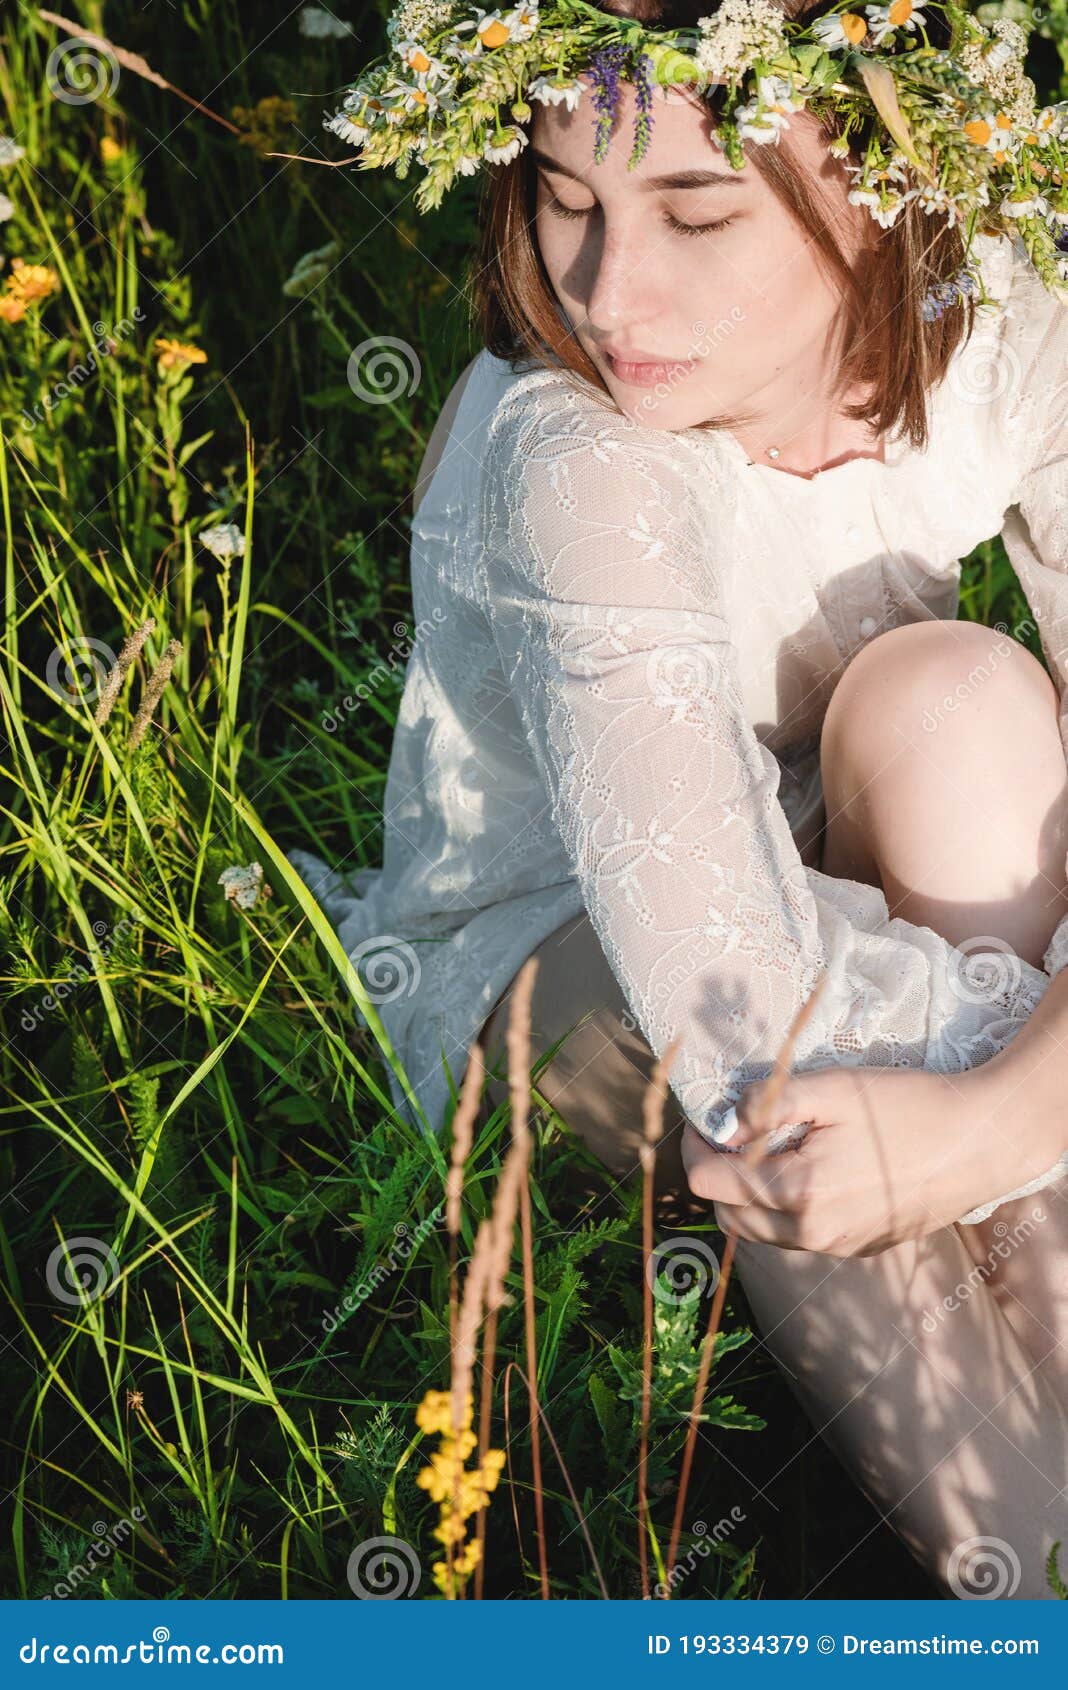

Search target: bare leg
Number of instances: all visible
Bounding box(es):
[727,619,1068,1596]
[820,619,1068,1389]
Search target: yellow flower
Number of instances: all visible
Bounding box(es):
[155,336,208,373]
[231,96,297,156]
[0,258,60,322]
[415,1387,473,1436]
[431,1537,481,1592]
[415,1387,505,1592]
[99,136,124,164]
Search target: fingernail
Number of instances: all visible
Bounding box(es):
[710,1104,739,1146]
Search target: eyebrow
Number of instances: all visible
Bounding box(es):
[530,148,745,190]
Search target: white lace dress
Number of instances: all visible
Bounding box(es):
[291,229,1068,1225]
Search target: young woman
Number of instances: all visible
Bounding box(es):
[295,0,1068,1596]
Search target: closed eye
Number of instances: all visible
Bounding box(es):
[543,198,734,237]
[666,213,735,238]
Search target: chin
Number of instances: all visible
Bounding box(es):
[610,388,709,433]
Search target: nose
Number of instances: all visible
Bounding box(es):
[584,222,653,333]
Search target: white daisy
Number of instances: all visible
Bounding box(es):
[393,40,452,84]
[1019,107,1061,148]
[963,110,1020,159]
[735,99,791,145]
[812,12,870,51]
[324,110,371,146]
[0,193,13,223]
[505,5,540,43]
[0,136,26,168]
[483,126,527,164]
[864,1,928,48]
[913,181,962,223]
[753,74,804,116]
[999,190,1048,218]
[528,75,583,111]
[456,9,521,50]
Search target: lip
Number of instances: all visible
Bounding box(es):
[602,348,698,387]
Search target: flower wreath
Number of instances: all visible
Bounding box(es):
[323,0,1068,306]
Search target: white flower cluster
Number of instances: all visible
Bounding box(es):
[386,0,458,47]
[693,0,787,82]
[299,4,356,37]
[957,16,1037,125]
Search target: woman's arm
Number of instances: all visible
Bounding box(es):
[682,968,1068,1256]
[479,378,1062,1229]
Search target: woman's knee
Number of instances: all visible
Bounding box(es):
[820,618,1068,960]
[823,618,1059,773]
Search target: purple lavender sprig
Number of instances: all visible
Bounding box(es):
[629,50,655,169]
[588,43,629,165]
[920,265,979,322]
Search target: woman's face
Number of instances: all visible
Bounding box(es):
[531,81,870,433]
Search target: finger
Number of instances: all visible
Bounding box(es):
[727,1069,857,1146]
[713,1198,806,1250]
[683,1133,806,1210]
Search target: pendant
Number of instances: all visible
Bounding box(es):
[767,446,781,459]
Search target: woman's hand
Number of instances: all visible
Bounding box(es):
[680,1058,1057,1257]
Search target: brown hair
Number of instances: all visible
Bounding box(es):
[470,0,978,450]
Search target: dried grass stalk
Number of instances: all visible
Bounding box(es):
[128,638,182,749]
[94,617,155,727]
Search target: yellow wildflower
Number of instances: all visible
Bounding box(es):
[99,136,124,164]
[414,1385,506,1596]
[0,258,60,323]
[231,96,297,156]
[155,336,208,373]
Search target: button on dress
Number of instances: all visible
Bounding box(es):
[291,230,1068,1224]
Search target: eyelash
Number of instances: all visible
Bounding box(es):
[544,198,734,238]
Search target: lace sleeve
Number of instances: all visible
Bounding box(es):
[480,382,1052,1186]
[999,287,1068,978]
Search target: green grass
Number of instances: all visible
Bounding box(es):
[0,1,1065,1602]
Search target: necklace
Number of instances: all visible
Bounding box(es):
[766,446,781,459]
